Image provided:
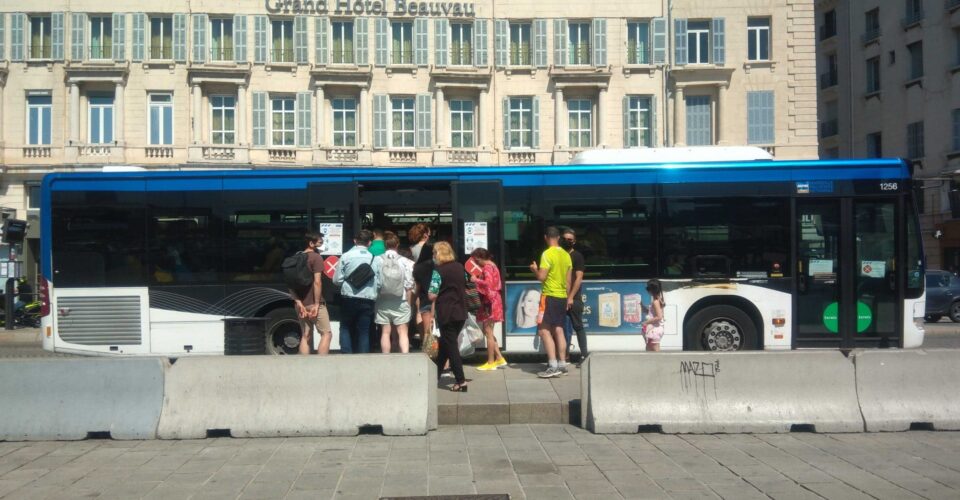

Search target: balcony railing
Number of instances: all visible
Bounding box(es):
[902,8,925,28]
[209,47,235,61]
[862,28,881,44]
[626,48,651,66]
[22,146,51,158]
[508,151,536,164]
[269,148,296,161]
[202,146,236,160]
[391,50,415,65]
[819,25,837,41]
[326,148,359,162]
[79,144,113,157]
[150,46,173,60]
[389,150,417,163]
[449,48,473,66]
[28,44,52,59]
[145,146,174,158]
[448,150,479,163]
[820,120,839,139]
[271,48,294,63]
[88,45,113,60]
[331,49,355,64]
[819,72,839,89]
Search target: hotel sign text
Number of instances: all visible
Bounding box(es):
[266,0,477,17]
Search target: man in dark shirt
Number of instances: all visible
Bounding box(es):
[290,232,332,355]
[562,228,587,362]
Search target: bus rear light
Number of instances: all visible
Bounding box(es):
[772,309,786,327]
[45,326,51,338]
[40,277,50,317]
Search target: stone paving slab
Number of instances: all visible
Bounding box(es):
[2,427,960,499]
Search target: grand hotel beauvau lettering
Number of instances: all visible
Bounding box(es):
[266,0,477,17]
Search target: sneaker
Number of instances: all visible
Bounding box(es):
[558,365,569,376]
[537,366,562,378]
[495,357,508,368]
[476,362,497,371]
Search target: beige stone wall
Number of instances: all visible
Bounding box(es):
[0,0,817,219]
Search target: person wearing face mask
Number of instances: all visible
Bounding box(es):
[561,228,587,363]
[289,232,332,355]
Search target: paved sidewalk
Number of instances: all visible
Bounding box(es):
[1,426,959,500]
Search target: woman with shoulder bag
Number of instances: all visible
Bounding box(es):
[428,242,469,392]
[470,248,506,371]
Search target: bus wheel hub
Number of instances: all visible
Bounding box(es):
[704,320,741,351]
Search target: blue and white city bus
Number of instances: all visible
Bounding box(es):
[39,148,925,356]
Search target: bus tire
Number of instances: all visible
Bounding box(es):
[265,308,302,355]
[950,302,960,323]
[925,314,942,323]
[686,305,757,351]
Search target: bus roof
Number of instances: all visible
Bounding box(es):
[569,147,775,165]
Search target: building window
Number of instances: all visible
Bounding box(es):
[210,18,234,60]
[450,23,473,65]
[26,94,52,145]
[332,98,357,147]
[148,93,174,145]
[866,132,882,158]
[953,110,960,152]
[332,20,354,64]
[449,99,475,148]
[29,16,52,59]
[955,29,960,67]
[685,95,712,146]
[625,96,652,148]
[89,16,113,60]
[904,0,923,24]
[391,21,413,64]
[821,9,836,40]
[211,95,236,145]
[821,53,838,89]
[908,41,923,80]
[271,96,296,146]
[821,100,839,138]
[391,97,415,148]
[568,22,591,65]
[88,94,114,144]
[627,21,650,65]
[507,97,534,148]
[509,22,532,66]
[150,16,173,59]
[27,184,41,211]
[687,21,710,64]
[747,17,770,61]
[865,8,880,41]
[271,19,294,62]
[907,121,924,159]
[747,91,774,145]
[866,57,881,93]
[568,99,592,148]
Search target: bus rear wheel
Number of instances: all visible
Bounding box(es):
[686,305,757,351]
[265,308,302,355]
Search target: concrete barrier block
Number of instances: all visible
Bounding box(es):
[0,358,166,441]
[158,354,436,439]
[584,352,863,434]
[854,349,960,431]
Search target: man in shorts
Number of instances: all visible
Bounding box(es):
[290,232,333,355]
[529,226,573,378]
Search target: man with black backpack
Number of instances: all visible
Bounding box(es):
[373,232,415,353]
[283,232,331,355]
[333,229,378,353]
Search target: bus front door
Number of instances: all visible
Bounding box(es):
[795,198,901,348]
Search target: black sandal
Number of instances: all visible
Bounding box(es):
[450,383,468,392]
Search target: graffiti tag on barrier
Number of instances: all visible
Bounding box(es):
[680,359,721,400]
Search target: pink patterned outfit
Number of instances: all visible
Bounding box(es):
[474,262,504,323]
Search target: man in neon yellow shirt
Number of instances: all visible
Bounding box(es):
[529,226,573,378]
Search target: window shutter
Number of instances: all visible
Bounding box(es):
[51,12,64,61]
[373,94,387,149]
[173,13,187,62]
[374,18,388,66]
[0,15,5,60]
[622,96,631,147]
[650,95,657,147]
[10,13,24,62]
[592,18,607,67]
[502,97,510,149]
[553,19,568,67]
[652,17,666,65]
[416,94,432,148]
[293,15,308,63]
[315,17,328,65]
[532,96,540,149]
[414,18,428,66]
[254,15,268,63]
[494,19,507,68]
[233,15,247,62]
[297,92,312,147]
[252,92,267,146]
[192,14,207,63]
[712,17,725,65]
[355,17,369,65]
[70,13,85,61]
[531,19,546,68]
[132,13,145,62]
[112,13,126,61]
[473,19,487,67]
[434,18,448,67]
[674,18,687,66]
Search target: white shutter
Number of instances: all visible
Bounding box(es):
[473,19,487,67]
[374,18,388,66]
[494,19,507,68]
[674,19,688,66]
[294,15,308,63]
[434,18,448,67]
[233,15,247,62]
[592,18,606,67]
[51,12,64,61]
[10,13,24,62]
[252,92,267,146]
[132,13,145,62]
[533,19,547,68]
[650,96,657,147]
[416,94,432,148]
[651,17,666,65]
[192,14,207,63]
[712,18,725,65]
[373,94,388,149]
[297,92,312,147]
[315,17,328,65]
[173,14,187,62]
[112,13,126,61]
[622,96,631,147]
[414,18,428,66]
[0,15,5,60]
[355,17,369,65]
[70,13,85,61]
[254,15,268,63]
[553,19,568,67]
[502,97,510,149]
[532,96,540,149]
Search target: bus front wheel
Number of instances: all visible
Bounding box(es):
[265,308,302,355]
[686,305,757,351]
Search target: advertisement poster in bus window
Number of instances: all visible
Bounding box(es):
[318,223,343,256]
[504,281,651,336]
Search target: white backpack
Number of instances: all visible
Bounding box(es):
[379,253,406,298]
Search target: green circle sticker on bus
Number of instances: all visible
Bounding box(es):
[823,302,873,333]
